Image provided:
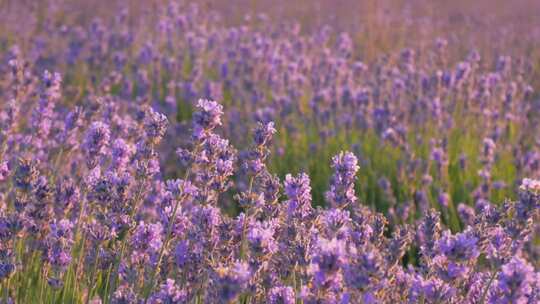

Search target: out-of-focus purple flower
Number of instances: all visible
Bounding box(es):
[0,161,9,182]
[319,208,351,240]
[457,203,475,226]
[344,245,383,290]
[148,278,187,304]
[436,229,479,262]
[253,121,276,147]
[386,225,412,267]
[418,209,442,259]
[192,99,223,139]
[485,226,512,267]
[31,71,62,147]
[144,107,169,144]
[0,249,15,280]
[13,158,39,192]
[482,137,496,164]
[284,173,312,219]
[489,257,536,304]
[130,221,163,266]
[43,219,74,287]
[430,147,447,167]
[111,284,138,304]
[82,121,110,168]
[309,237,346,287]
[247,220,277,257]
[437,191,450,209]
[210,261,251,304]
[326,151,359,208]
[111,139,134,172]
[516,178,540,220]
[267,285,295,304]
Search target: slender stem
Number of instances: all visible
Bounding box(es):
[143,186,187,301]
[479,271,497,304]
[102,257,115,304]
[39,266,49,304]
[142,136,207,302]
[106,181,148,302]
[144,161,196,302]
[73,231,88,300]
[2,280,7,303]
[50,146,65,184]
[68,188,90,300]
[60,269,69,304]
[106,236,130,303]
[85,253,101,304]
[239,163,260,260]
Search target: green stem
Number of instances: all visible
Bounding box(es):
[143,190,186,301]
[143,164,195,302]
[39,267,49,304]
[73,231,88,300]
[102,258,115,304]
[85,252,101,304]
[106,236,129,303]
[479,271,497,304]
[239,170,258,260]
[106,182,148,302]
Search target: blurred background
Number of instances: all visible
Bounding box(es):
[2,0,540,59]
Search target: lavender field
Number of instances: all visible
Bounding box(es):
[0,0,539,303]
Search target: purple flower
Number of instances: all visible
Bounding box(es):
[284,173,313,219]
[253,121,276,146]
[82,121,110,168]
[326,151,359,208]
[13,158,39,192]
[386,225,412,266]
[485,226,512,267]
[418,210,442,259]
[165,178,198,199]
[31,70,62,148]
[211,261,251,303]
[309,237,346,287]
[111,284,138,304]
[111,139,134,172]
[148,278,187,304]
[436,229,479,262]
[130,221,163,266]
[418,277,456,303]
[457,203,475,226]
[192,99,223,139]
[489,257,536,304]
[344,245,383,290]
[247,220,278,256]
[437,191,450,209]
[430,147,447,167]
[517,178,540,220]
[268,285,295,304]
[319,208,351,240]
[0,161,9,182]
[143,107,169,144]
[43,219,74,286]
[0,255,15,280]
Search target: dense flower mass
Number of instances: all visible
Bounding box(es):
[1,93,538,303]
[0,1,540,303]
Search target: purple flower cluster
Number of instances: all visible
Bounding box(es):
[326,151,359,208]
[0,1,539,303]
[0,80,539,302]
